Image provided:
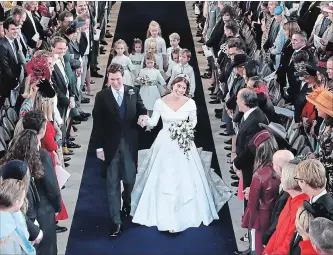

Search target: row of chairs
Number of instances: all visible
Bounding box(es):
[0,106,19,157]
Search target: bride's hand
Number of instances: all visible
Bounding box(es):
[138,115,148,127]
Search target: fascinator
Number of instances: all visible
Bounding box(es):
[0,160,28,180]
[37,79,56,98]
[65,20,85,35]
[26,56,51,83]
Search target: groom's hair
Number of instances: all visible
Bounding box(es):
[107,63,124,76]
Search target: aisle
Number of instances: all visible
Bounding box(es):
[66,2,236,254]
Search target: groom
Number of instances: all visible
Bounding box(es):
[92,63,148,237]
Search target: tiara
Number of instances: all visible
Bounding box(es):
[174,73,191,83]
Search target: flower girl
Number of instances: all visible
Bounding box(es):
[111,39,137,86]
[136,52,166,116]
[129,38,144,84]
[144,21,167,70]
[142,38,164,73]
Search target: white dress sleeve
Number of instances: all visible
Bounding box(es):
[146,99,161,131]
[156,70,166,86]
[127,56,135,72]
[188,99,197,127]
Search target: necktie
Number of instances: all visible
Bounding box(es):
[116,90,122,106]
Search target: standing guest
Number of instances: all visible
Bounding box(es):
[306,88,333,195]
[309,217,333,255]
[261,150,295,246]
[241,130,280,255]
[263,162,309,255]
[0,161,36,255]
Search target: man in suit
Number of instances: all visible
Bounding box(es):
[261,150,295,245]
[233,88,268,194]
[92,63,147,237]
[10,6,28,61]
[289,159,333,254]
[0,17,24,108]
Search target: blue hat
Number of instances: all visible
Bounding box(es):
[0,160,28,181]
[274,6,283,16]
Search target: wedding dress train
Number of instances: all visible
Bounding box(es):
[130,98,232,232]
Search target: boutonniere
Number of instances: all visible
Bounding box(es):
[128,89,135,99]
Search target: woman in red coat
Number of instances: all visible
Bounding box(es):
[39,97,68,222]
[263,162,309,255]
[241,130,280,255]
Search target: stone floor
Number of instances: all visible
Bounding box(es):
[57,2,248,254]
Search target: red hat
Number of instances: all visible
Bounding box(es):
[252,130,273,148]
[26,56,51,84]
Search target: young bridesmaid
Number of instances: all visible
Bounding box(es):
[144,21,167,70]
[111,39,137,86]
[129,38,144,85]
[136,52,166,116]
[165,48,180,78]
[142,38,164,73]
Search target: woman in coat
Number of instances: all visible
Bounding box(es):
[241,130,280,255]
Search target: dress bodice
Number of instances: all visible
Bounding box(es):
[147,98,197,130]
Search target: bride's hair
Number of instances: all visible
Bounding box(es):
[169,77,190,97]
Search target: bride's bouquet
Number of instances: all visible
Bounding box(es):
[169,120,195,159]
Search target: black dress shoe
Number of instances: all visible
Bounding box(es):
[109,224,123,237]
[227,153,231,157]
[91,80,96,84]
[64,163,70,167]
[224,139,232,145]
[231,181,239,187]
[198,38,204,43]
[64,157,71,162]
[80,112,91,118]
[100,39,108,45]
[234,248,251,255]
[215,109,223,114]
[105,32,113,38]
[227,159,233,164]
[69,137,75,142]
[91,70,104,78]
[63,151,74,156]
[220,124,226,128]
[231,174,239,180]
[72,126,78,132]
[224,146,232,151]
[208,87,214,92]
[201,73,211,79]
[209,100,221,104]
[81,98,90,104]
[72,119,81,125]
[73,115,88,122]
[56,225,68,233]
[215,113,222,119]
[229,169,236,174]
[67,141,81,149]
[100,50,106,55]
[219,132,230,136]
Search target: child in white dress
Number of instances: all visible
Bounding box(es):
[144,21,167,71]
[129,38,144,85]
[167,49,196,97]
[136,52,166,116]
[111,39,137,86]
[142,38,164,73]
[166,33,182,64]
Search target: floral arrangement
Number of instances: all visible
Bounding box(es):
[138,75,152,86]
[169,120,195,159]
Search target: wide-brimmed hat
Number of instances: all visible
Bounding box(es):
[274,6,283,16]
[0,160,28,180]
[323,2,333,14]
[259,122,290,149]
[306,88,333,117]
[232,53,248,68]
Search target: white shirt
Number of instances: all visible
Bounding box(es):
[311,189,327,204]
[243,107,257,121]
[84,29,90,55]
[96,86,125,153]
[5,36,17,61]
[26,10,39,41]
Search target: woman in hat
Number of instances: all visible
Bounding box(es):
[0,161,36,255]
[241,130,280,255]
[306,88,333,195]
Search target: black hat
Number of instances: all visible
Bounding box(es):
[0,160,28,180]
[37,79,56,98]
[232,54,248,68]
[294,62,320,77]
[65,20,85,35]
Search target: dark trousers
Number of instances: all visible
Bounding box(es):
[106,137,136,224]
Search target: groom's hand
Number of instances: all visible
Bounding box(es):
[138,115,148,127]
[96,151,105,161]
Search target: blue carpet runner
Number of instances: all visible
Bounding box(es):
[66,2,237,254]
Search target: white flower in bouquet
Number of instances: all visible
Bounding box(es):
[169,120,195,160]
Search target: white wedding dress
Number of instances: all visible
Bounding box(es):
[130,98,232,232]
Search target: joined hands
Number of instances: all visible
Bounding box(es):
[138,115,149,128]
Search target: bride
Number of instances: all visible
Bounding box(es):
[131,74,232,233]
